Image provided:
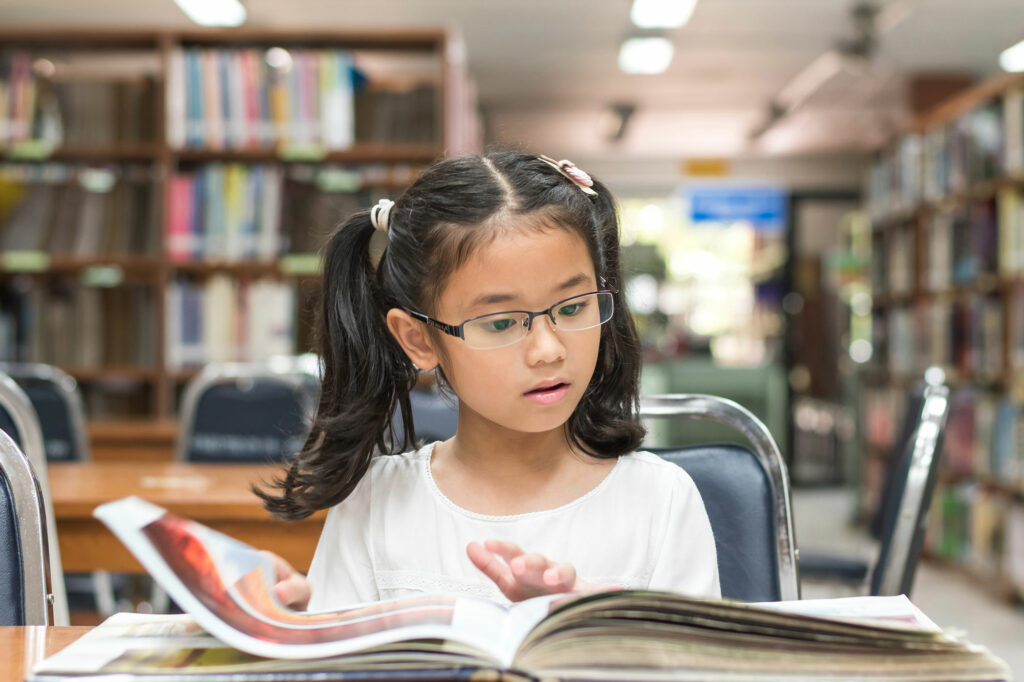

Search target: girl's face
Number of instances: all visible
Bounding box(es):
[430,227,602,436]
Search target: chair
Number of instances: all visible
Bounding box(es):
[0,371,69,624]
[798,383,950,597]
[0,363,88,463]
[177,360,319,462]
[0,428,54,625]
[640,394,800,602]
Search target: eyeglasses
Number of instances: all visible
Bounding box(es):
[406,289,617,350]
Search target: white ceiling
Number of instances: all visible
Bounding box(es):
[3,0,1024,160]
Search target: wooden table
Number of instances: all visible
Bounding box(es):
[1,627,89,682]
[49,461,325,574]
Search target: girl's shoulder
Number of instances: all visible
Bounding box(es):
[363,441,436,483]
[613,450,700,489]
[330,442,436,511]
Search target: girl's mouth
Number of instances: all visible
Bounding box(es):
[524,382,570,405]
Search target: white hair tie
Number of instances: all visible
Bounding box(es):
[370,199,395,234]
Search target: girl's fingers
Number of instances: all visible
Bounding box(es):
[466,542,517,595]
[274,573,311,610]
[483,539,523,562]
[510,553,552,585]
[543,562,577,589]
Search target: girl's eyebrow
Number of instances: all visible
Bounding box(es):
[469,273,591,308]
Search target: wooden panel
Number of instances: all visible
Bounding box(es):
[0,627,90,682]
[87,421,178,461]
[49,461,324,573]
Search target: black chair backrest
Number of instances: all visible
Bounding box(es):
[392,388,459,444]
[0,364,88,463]
[869,384,950,596]
[0,404,19,445]
[180,365,318,463]
[0,458,26,625]
[15,378,80,462]
[650,444,780,602]
[0,430,51,625]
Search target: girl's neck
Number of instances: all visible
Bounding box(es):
[428,411,616,516]
[448,424,573,477]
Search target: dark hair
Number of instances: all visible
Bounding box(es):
[257,151,645,520]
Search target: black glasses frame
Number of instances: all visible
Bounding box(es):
[406,286,618,344]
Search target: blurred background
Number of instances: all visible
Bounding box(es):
[1,0,1023,672]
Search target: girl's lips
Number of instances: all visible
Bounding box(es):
[524,382,570,405]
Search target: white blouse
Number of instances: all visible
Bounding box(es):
[306,443,721,609]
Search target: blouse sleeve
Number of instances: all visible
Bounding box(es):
[647,468,722,599]
[305,467,379,610]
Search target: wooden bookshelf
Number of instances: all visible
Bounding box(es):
[866,69,1024,605]
[0,27,477,422]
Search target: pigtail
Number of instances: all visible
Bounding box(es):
[256,211,418,520]
[567,177,646,457]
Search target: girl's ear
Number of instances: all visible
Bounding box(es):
[386,308,440,371]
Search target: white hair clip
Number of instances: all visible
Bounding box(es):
[370,198,395,234]
[538,155,598,197]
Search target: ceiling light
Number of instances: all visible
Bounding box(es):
[619,37,674,75]
[173,0,246,27]
[631,0,698,29]
[999,38,1024,72]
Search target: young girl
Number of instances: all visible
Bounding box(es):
[259,151,720,610]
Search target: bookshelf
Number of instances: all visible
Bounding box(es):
[865,71,1024,605]
[0,28,477,425]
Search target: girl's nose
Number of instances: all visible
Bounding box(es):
[524,315,566,365]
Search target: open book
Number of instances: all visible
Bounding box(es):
[30,496,1011,682]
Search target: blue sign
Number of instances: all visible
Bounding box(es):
[688,186,787,230]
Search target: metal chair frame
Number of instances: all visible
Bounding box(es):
[0,371,70,624]
[176,360,319,461]
[0,362,90,462]
[640,393,800,602]
[872,384,950,596]
[0,429,53,625]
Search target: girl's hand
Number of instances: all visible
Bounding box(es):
[262,551,311,611]
[466,540,609,602]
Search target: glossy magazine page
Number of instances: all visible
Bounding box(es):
[92,497,548,664]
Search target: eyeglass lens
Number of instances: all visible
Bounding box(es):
[462,292,614,349]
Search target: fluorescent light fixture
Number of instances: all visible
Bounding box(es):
[619,37,674,75]
[173,0,246,27]
[631,0,698,28]
[999,38,1024,72]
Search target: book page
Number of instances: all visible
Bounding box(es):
[93,497,534,662]
[30,613,503,678]
[754,595,943,633]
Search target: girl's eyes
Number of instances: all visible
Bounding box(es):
[483,317,517,333]
[557,301,586,317]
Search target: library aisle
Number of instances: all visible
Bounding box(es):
[795,487,1024,677]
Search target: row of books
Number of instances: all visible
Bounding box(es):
[168,47,355,151]
[871,199,1002,296]
[167,163,375,262]
[927,482,1024,597]
[876,296,1004,377]
[942,387,1024,484]
[167,47,439,151]
[166,276,299,368]
[0,281,155,368]
[1,50,159,147]
[868,99,1005,218]
[0,163,160,256]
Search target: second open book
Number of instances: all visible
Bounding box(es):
[30,496,1010,681]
